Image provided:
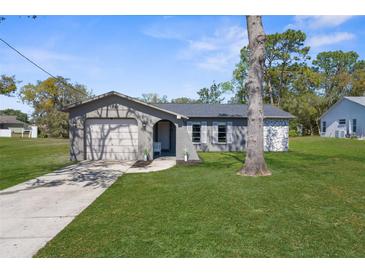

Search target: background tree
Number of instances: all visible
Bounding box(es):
[239,15,271,177]
[170,97,198,104]
[0,108,29,123]
[226,47,250,104]
[313,50,359,109]
[197,82,225,104]
[264,29,310,105]
[352,60,365,96]
[0,75,18,96]
[139,93,168,104]
[20,77,92,138]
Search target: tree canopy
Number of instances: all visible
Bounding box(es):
[0,75,17,96]
[20,77,92,138]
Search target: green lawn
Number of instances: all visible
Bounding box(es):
[0,138,70,190]
[35,137,365,257]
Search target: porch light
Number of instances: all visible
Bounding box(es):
[142,121,147,129]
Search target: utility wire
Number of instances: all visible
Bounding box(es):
[0,37,85,95]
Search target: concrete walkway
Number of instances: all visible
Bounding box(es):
[126,157,176,174]
[0,160,134,258]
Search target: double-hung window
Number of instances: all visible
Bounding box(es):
[218,124,227,143]
[192,123,201,143]
[339,119,346,126]
[322,121,326,133]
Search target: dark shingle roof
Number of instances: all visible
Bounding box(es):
[154,104,294,118]
[0,115,24,124]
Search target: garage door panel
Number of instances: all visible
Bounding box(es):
[86,146,138,153]
[86,132,138,139]
[87,127,138,134]
[86,138,138,146]
[85,118,138,161]
[86,152,137,161]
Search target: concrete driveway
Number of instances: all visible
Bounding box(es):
[0,160,134,258]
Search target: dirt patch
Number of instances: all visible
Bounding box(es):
[131,160,153,168]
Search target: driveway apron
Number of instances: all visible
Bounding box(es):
[0,160,133,258]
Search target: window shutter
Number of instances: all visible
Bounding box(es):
[201,121,207,144]
[227,122,233,144]
[187,121,192,139]
[212,122,218,144]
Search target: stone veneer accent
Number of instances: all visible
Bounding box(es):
[264,119,289,152]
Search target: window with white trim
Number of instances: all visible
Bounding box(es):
[192,123,201,143]
[339,119,346,125]
[218,124,227,143]
[322,121,326,133]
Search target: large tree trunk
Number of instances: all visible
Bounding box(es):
[238,16,271,177]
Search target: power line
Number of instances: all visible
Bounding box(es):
[0,37,86,95]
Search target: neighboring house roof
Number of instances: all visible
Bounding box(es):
[0,115,24,125]
[63,91,189,119]
[320,96,365,119]
[63,91,294,119]
[344,96,365,107]
[154,103,294,118]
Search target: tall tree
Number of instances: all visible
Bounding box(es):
[352,60,365,96]
[20,77,92,138]
[197,82,225,104]
[227,47,250,104]
[239,16,271,176]
[313,50,359,108]
[264,29,310,105]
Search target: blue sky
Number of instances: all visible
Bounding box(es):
[1,15,365,115]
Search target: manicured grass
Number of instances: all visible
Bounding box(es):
[36,137,365,257]
[0,137,70,190]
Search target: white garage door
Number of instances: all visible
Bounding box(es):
[85,118,138,160]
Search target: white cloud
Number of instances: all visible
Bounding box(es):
[22,48,75,63]
[180,25,248,71]
[288,16,353,30]
[308,32,355,48]
[143,21,247,71]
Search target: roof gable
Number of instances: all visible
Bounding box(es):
[0,115,24,124]
[344,96,365,107]
[63,91,189,119]
[320,96,365,119]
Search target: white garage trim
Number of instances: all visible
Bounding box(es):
[85,118,138,160]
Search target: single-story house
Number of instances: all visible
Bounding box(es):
[63,91,294,162]
[0,115,25,131]
[320,96,365,139]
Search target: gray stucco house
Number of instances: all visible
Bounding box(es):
[320,96,365,139]
[63,91,294,161]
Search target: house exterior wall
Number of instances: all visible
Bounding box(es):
[186,117,289,152]
[320,99,365,138]
[187,118,247,152]
[67,94,199,161]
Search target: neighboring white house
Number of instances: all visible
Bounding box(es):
[0,115,38,138]
[320,97,365,139]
